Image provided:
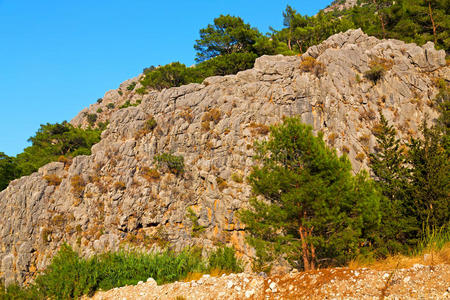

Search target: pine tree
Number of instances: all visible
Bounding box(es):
[369,112,418,254]
[240,118,381,271]
[408,82,449,231]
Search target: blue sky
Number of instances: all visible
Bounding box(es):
[0,0,331,156]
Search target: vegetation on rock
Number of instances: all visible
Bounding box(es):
[0,122,102,191]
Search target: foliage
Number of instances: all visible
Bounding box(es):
[187,208,206,237]
[127,82,137,91]
[369,112,418,255]
[240,117,382,270]
[0,122,102,191]
[154,153,184,175]
[145,117,157,131]
[119,100,140,109]
[275,1,449,54]
[0,152,19,191]
[299,56,325,77]
[408,119,449,231]
[0,244,243,299]
[14,122,101,178]
[140,62,202,91]
[196,52,258,77]
[194,15,263,62]
[208,247,243,273]
[86,113,97,126]
[369,83,449,255]
[106,103,115,109]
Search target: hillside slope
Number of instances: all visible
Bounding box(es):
[0,29,448,286]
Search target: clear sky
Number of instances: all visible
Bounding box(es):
[0,0,331,156]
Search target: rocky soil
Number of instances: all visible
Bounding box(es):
[1,29,448,286]
[87,264,450,299]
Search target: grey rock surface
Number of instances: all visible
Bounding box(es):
[0,30,447,285]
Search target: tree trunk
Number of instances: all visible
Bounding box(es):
[299,225,316,271]
[372,0,386,38]
[428,1,438,45]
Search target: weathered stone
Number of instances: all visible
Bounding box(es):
[0,29,446,286]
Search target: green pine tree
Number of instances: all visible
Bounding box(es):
[369,112,418,254]
[240,117,382,271]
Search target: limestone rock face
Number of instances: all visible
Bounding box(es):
[0,29,447,285]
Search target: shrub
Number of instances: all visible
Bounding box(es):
[114,181,126,191]
[364,64,385,83]
[208,247,243,273]
[187,208,206,237]
[117,90,123,96]
[43,174,62,186]
[96,108,103,113]
[300,56,325,77]
[86,113,97,126]
[141,166,160,182]
[71,175,85,198]
[135,87,147,95]
[119,100,140,109]
[231,173,243,183]
[216,177,228,191]
[249,123,270,136]
[0,244,243,299]
[145,117,157,131]
[97,98,103,104]
[154,153,184,175]
[355,152,366,162]
[364,58,392,84]
[127,82,137,91]
[106,103,115,109]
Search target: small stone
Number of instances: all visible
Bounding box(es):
[403,276,411,283]
[354,271,359,276]
[235,285,242,292]
[227,280,234,289]
[258,272,267,278]
[202,274,210,278]
[245,289,255,298]
[243,277,250,283]
[138,281,143,285]
[269,282,277,292]
[146,278,157,287]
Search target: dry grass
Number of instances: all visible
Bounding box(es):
[349,242,450,271]
[249,123,270,136]
[43,174,62,186]
[300,56,326,77]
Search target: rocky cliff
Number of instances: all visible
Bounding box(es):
[0,29,448,286]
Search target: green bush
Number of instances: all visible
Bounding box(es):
[106,103,115,109]
[135,87,147,95]
[127,82,137,91]
[0,244,242,299]
[97,98,103,104]
[96,108,103,113]
[208,247,243,273]
[364,63,385,83]
[119,100,140,109]
[86,113,97,126]
[154,152,184,175]
[145,117,157,131]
